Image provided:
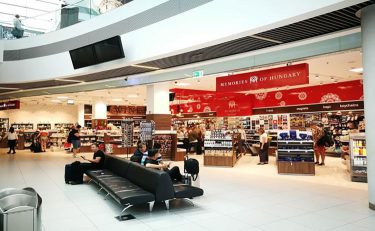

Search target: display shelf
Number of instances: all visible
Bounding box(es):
[349,133,367,182]
[11,123,34,131]
[153,133,177,160]
[37,123,51,130]
[121,119,134,148]
[204,130,241,167]
[0,118,9,133]
[54,123,74,132]
[277,131,315,175]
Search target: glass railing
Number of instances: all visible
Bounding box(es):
[0,0,133,40]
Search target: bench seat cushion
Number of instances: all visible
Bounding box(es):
[174,185,204,199]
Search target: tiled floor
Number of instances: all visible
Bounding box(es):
[0,149,374,231]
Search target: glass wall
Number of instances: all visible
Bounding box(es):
[0,0,133,39]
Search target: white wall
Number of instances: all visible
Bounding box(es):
[0,103,78,129]
[0,0,366,83]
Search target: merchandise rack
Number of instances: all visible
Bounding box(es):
[349,133,367,182]
[37,123,52,130]
[204,130,241,167]
[11,123,34,131]
[54,123,74,132]
[277,131,315,175]
[0,118,9,133]
[153,133,177,160]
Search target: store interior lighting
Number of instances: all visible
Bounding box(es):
[350,67,363,73]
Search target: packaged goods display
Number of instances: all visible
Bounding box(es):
[11,123,34,131]
[121,119,134,147]
[37,123,51,130]
[0,118,9,133]
[140,121,155,142]
[153,134,174,159]
[349,133,367,182]
[277,130,315,175]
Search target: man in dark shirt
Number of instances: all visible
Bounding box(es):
[144,149,183,182]
[80,143,105,171]
[130,142,147,163]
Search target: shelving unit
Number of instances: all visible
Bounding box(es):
[37,123,52,130]
[0,118,9,133]
[80,135,98,153]
[153,133,177,160]
[277,131,315,175]
[349,133,367,182]
[121,119,134,147]
[204,130,241,167]
[54,123,74,132]
[11,123,34,131]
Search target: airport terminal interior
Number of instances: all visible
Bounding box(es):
[1,0,375,230]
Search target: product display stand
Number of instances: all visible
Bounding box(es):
[204,130,241,167]
[140,120,155,149]
[121,119,135,158]
[277,131,315,175]
[153,132,177,160]
[349,133,367,182]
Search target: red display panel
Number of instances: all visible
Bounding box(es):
[0,100,20,110]
[252,80,364,108]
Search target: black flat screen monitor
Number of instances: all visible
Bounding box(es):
[69,36,125,69]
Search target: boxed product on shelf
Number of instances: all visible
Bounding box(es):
[277,130,315,175]
[349,133,367,182]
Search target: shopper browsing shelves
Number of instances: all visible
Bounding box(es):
[311,123,326,166]
[68,125,81,158]
[258,128,269,165]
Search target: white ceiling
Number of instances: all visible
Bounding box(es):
[21,49,363,106]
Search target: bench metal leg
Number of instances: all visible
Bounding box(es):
[148,201,155,212]
[121,204,133,215]
[104,193,110,200]
[98,187,103,194]
[165,200,170,210]
[88,179,92,184]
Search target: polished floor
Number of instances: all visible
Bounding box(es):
[0,148,374,231]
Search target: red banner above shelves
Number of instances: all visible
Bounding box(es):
[252,80,364,108]
[216,63,309,92]
[0,100,20,110]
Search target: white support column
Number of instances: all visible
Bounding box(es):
[361,4,375,210]
[146,82,170,115]
[77,104,85,127]
[93,100,107,119]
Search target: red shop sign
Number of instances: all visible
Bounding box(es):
[0,100,20,110]
[216,63,309,92]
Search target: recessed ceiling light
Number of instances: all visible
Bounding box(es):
[51,99,60,103]
[112,98,122,101]
[127,94,138,98]
[315,75,319,79]
[57,96,68,99]
[175,82,191,86]
[349,67,363,73]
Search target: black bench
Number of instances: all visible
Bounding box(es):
[85,154,204,216]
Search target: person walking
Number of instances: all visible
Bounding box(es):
[68,125,81,158]
[258,128,269,165]
[311,123,326,166]
[3,127,18,154]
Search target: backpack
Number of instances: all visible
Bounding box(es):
[184,158,199,180]
[317,129,334,147]
[67,131,73,143]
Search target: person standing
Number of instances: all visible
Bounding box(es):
[311,123,326,166]
[38,128,49,152]
[188,127,198,154]
[258,128,269,165]
[68,125,81,158]
[2,127,18,154]
[237,125,247,155]
[12,14,24,39]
